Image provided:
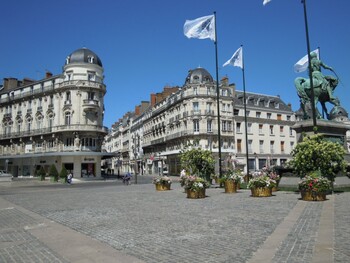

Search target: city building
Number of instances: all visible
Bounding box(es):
[0,48,111,177]
[104,67,298,176]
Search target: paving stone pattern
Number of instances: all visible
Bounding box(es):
[1,180,350,263]
[0,207,69,263]
[2,183,298,263]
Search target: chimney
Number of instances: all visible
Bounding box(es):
[45,71,53,78]
[221,76,229,86]
[135,105,141,116]
[150,94,157,106]
[3,78,19,90]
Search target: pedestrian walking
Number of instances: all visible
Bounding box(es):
[67,172,73,184]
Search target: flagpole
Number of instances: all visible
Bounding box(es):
[302,0,317,132]
[240,45,250,181]
[213,11,223,178]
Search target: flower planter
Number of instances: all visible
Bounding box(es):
[187,188,206,199]
[272,179,280,192]
[224,180,237,193]
[250,187,272,197]
[300,190,326,201]
[155,183,171,191]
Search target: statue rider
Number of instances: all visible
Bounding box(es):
[310,52,336,100]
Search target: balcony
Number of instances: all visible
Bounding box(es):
[83,99,99,112]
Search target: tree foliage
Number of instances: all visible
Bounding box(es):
[290,134,347,182]
[180,148,215,181]
[49,164,59,182]
[59,166,69,183]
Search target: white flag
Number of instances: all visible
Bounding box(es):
[223,47,243,68]
[184,15,215,41]
[263,0,272,5]
[294,48,319,73]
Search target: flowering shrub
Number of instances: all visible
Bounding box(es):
[220,169,244,184]
[298,175,331,193]
[153,176,172,185]
[247,175,277,189]
[183,175,210,192]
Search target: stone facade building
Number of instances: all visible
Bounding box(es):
[0,48,110,178]
[103,67,297,176]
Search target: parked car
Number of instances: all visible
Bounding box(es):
[0,170,13,181]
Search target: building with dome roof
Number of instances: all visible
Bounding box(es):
[0,48,110,178]
[103,67,299,176]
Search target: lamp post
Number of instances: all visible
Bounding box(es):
[158,152,161,176]
[254,152,257,171]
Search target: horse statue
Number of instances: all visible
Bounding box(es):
[295,74,340,120]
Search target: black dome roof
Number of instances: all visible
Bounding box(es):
[329,106,348,120]
[185,67,213,84]
[66,48,102,67]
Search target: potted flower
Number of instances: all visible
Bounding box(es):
[219,170,244,193]
[247,171,277,197]
[298,171,331,201]
[266,169,280,192]
[153,175,172,191]
[183,175,210,199]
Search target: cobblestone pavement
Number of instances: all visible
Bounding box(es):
[0,176,350,263]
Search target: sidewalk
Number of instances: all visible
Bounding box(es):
[1,178,349,262]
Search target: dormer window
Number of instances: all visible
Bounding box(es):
[88,56,94,63]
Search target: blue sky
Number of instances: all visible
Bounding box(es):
[1,0,349,128]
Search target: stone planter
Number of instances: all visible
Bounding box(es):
[250,187,272,197]
[155,183,171,191]
[224,180,237,193]
[300,190,326,201]
[187,188,206,199]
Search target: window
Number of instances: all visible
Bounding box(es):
[207,120,212,132]
[259,140,264,153]
[234,109,239,116]
[65,112,71,125]
[246,111,250,117]
[280,126,284,134]
[236,122,241,133]
[222,120,227,131]
[267,113,271,119]
[88,71,96,81]
[193,102,199,112]
[280,141,285,153]
[65,137,74,146]
[270,141,275,153]
[256,112,261,118]
[248,140,253,153]
[237,139,242,153]
[27,120,31,132]
[227,121,232,131]
[289,127,293,136]
[247,123,252,133]
[270,125,274,135]
[259,124,263,134]
[287,115,291,121]
[277,114,282,120]
[88,92,95,100]
[66,91,71,101]
[290,141,295,151]
[206,102,212,113]
[193,119,199,132]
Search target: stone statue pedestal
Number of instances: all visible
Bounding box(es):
[292,119,350,162]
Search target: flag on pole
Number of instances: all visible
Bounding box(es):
[223,47,243,68]
[263,0,272,5]
[294,48,319,73]
[183,15,215,41]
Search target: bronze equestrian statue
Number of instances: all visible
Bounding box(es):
[295,52,340,120]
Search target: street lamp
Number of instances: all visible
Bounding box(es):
[158,152,161,176]
[254,152,257,171]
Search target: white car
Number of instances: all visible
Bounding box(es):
[0,170,13,181]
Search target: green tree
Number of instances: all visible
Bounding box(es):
[38,166,46,181]
[59,166,68,183]
[290,134,347,183]
[49,164,59,182]
[180,148,215,182]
